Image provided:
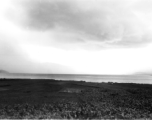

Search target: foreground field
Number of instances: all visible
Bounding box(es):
[0,79,152,119]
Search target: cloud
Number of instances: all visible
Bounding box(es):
[6,0,152,49]
[1,0,152,74]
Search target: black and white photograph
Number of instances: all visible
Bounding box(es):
[1,0,152,119]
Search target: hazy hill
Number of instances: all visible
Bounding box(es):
[0,70,9,73]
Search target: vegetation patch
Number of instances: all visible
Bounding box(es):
[60,88,83,93]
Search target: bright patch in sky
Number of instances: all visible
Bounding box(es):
[21,43,152,74]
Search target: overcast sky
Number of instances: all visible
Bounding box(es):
[0,0,152,74]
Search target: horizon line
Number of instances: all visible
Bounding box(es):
[2,72,151,76]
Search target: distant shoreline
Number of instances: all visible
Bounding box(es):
[0,78,152,85]
[0,73,152,84]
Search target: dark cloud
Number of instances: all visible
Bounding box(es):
[8,0,152,48]
[16,0,112,41]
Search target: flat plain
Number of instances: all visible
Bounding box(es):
[0,79,152,119]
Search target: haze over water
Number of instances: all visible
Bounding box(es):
[0,73,152,84]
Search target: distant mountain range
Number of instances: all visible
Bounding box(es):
[0,70,9,73]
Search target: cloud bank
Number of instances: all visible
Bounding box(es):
[7,0,152,49]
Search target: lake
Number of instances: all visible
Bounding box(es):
[0,73,152,84]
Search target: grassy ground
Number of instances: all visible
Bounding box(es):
[0,79,152,119]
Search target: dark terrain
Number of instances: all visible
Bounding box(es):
[0,78,152,119]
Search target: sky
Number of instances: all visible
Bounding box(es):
[1,0,152,74]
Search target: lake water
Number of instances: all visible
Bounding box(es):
[0,73,152,84]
